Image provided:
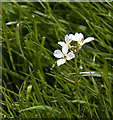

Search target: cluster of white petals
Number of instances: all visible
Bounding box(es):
[54,32,94,66]
[54,44,75,66]
[69,33,94,47]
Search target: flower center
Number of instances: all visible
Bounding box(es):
[78,38,84,47]
[63,54,67,59]
[78,38,84,43]
[77,43,81,47]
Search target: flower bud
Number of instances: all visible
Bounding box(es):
[74,49,77,52]
[79,66,83,70]
[71,46,74,48]
[75,46,77,49]
[79,47,82,50]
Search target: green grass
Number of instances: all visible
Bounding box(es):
[1,1,113,119]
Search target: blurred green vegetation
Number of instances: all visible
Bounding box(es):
[1,2,113,119]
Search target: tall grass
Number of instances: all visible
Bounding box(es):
[1,2,113,119]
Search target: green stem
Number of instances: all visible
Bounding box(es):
[75,51,79,81]
[75,50,80,114]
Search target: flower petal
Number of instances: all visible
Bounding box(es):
[57,59,66,66]
[54,50,63,58]
[65,35,69,43]
[67,51,75,60]
[75,33,84,38]
[69,34,77,41]
[58,41,66,47]
[62,44,68,54]
[82,37,94,46]
[75,33,84,41]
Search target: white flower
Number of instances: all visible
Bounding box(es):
[54,44,75,66]
[69,33,94,47]
[58,35,72,49]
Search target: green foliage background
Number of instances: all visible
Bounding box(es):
[1,1,113,119]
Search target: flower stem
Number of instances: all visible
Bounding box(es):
[75,50,79,81]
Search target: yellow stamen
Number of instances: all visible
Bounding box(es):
[65,41,68,45]
[77,43,81,47]
[68,44,71,49]
[65,41,71,49]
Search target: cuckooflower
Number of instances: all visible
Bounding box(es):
[58,35,72,49]
[69,33,94,47]
[54,44,75,66]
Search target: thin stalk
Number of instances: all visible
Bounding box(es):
[75,50,79,81]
